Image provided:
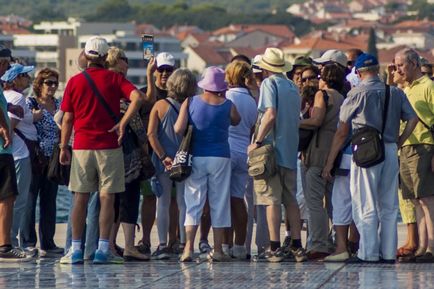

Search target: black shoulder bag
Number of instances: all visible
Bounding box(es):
[351,85,390,168]
[169,97,193,182]
[82,70,155,182]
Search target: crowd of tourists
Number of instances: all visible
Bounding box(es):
[0,35,433,265]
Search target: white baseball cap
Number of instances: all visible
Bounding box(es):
[84,36,109,58]
[313,49,347,67]
[252,54,263,73]
[156,52,175,68]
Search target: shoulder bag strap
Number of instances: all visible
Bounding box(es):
[164,98,179,115]
[82,70,120,124]
[14,128,28,142]
[381,85,390,135]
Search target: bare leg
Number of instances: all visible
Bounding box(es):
[122,223,136,251]
[0,195,15,246]
[200,201,211,242]
[98,192,115,240]
[140,195,156,246]
[231,197,247,246]
[332,225,349,255]
[185,225,198,252]
[414,199,427,253]
[213,228,225,253]
[72,193,90,240]
[286,202,302,240]
[420,196,434,252]
[266,205,281,244]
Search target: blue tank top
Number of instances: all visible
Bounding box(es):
[151,98,182,174]
[189,95,232,158]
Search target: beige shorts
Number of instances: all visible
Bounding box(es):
[400,145,434,200]
[253,166,297,206]
[69,148,125,194]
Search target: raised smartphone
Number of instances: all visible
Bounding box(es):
[142,34,154,60]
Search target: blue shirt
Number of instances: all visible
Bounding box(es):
[226,87,257,154]
[258,74,301,169]
[340,76,416,143]
[189,95,232,158]
[0,87,11,155]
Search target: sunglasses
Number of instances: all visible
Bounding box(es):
[18,73,30,78]
[120,57,128,64]
[157,66,174,73]
[43,80,59,87]
[301,75,319,82]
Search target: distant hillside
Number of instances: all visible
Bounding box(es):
[0,0,313,35]
[0,0,303,21]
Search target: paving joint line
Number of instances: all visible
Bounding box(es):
[315,263,346,289]
[134,257,208,289]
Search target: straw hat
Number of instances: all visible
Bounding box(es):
[256,48,292,73]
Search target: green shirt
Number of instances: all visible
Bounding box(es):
[403,75,434,146]
[0,87,12,155]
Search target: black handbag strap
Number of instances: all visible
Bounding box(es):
[82,70,120,124]
[381,85,390,135]
[164,98,179,115]
[14,128,28,142]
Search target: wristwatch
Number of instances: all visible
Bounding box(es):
[159,153,167,161]
[255,140,263,146]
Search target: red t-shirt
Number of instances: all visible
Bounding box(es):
[61,68,136,150]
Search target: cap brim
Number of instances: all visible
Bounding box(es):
[257,60,293,73]
[21,66,34,73]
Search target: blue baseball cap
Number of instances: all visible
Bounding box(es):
[355,53,379,70]
[1,63,34,82]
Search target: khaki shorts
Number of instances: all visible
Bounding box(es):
[69,148,125,194]
[400,145,434,200]
[253,166,297,206]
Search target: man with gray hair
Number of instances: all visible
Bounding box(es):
[59,36,145,264]
[322,53,418,263]
[394,48,434,263]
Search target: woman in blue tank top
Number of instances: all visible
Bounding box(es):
[174,66,240,262]
[148,69,197,259]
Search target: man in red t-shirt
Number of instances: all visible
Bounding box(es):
[59,36,145,264]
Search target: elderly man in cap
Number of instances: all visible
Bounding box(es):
[247,47,306,262]
[395,48,434,262]
[323,53,418,263]
[59,36,146,264]
[0,47,32,262]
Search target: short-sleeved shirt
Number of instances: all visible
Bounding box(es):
[258,74,301,169]
[61,67,136,150]
[226,87,257,154]
[4,89,36,160]
[27,97,60,157]
[0,87,11,155]
[340,76,416,143]
[402,75,434,146]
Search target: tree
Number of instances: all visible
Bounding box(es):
[86,0,133,22]
[367,28,378,59]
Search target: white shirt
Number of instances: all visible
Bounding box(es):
[4,90,37,160]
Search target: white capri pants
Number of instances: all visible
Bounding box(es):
[331,175,352,226]
[184,156,231,228]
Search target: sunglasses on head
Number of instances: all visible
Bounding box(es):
[43,80,59,87]
[120,57,128,64]
[157,66,174,73]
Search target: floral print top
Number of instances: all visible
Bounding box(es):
[26,96,60,157]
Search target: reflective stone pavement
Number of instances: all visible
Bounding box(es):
[1,257,434,289]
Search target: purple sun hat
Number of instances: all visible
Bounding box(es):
[197,66,227,92]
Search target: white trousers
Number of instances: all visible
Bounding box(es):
[332,175,352,226]
[351,143,399,261]
[184,157,231,228]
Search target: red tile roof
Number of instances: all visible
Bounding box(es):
[213,24,295,39]
[0,24,30,34]
[190,45,228,66]
[378,45,434,64]
[284,32,368,51]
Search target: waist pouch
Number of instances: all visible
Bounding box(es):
[248,144,277,180]
[351,126,385,168]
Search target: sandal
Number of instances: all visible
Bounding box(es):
[396,246,416,257]
[179,250,194,262]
